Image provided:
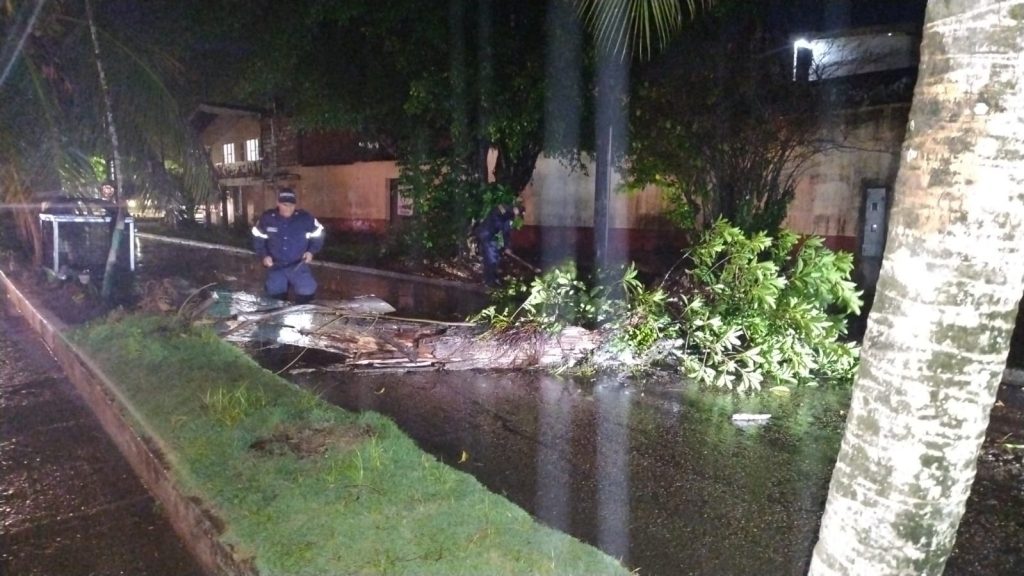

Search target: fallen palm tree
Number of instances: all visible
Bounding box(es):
[211,290,600,371]
[464,221,864,390]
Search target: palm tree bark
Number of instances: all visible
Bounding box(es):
[85,0,127,302]
[809,1,1024,573]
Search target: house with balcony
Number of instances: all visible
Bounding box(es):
[190,103,265,227]
[191,103,404,233]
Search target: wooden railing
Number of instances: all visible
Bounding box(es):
[214,160,263,180]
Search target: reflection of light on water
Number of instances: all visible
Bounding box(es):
[258,365,851,575]
[536,376,573,530]
[595,375,630,564]
[268,310,316,347]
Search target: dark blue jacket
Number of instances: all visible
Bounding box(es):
[475,206,515,249]
[252,209,325,269]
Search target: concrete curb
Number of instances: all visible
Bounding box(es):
[0,270,256,576]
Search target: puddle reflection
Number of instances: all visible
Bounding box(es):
[254,349,847,576]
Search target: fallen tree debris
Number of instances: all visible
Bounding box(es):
[207,290,600,371]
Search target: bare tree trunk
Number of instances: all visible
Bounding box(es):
[810,1,1024,573]
[592,4,629,274]
[86,0,127,303]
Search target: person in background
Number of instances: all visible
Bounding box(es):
[474,201,525,287]
[97,180,120,224]
[251,188,325,303]
[99,180,116,203]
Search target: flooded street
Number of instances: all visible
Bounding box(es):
[6,238,1017,575]
[257,347,847,576]
[253,338,1024,575]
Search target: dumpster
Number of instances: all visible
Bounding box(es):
[39,197,135,279]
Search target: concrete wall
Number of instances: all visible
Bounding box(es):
[285,162,400,232]
[197,105,908,264]
[521,155,673,230]
[515,155,682,263]
[784,104,908,251]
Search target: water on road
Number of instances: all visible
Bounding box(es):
[258,347,846,576]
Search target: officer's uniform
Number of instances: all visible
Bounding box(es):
[251,191,325,302]
[474,205,517,287]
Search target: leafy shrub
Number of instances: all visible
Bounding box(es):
[471,262,602,333]
[603,264,680,358]
[670,220,861,390]
[398,157,518,257]
[476,220,862,391]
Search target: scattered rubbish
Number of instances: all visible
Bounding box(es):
[731,413,772,422]
[731,413,772,428]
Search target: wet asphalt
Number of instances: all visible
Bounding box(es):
[260,346,1024,576]
[265,354,841,576]
[0,307,202,576]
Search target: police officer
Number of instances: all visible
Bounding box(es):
[474,201,524,287]
[251,188,325,303]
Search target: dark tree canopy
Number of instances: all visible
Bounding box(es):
[627,0,828,234]
[192,0,561,196]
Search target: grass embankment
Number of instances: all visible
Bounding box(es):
[74,316,627,575]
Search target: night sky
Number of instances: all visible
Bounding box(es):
[768,0,928,34]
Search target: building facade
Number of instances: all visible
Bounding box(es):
[192,25,916,287]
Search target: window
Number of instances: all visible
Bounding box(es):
[222,143,236,164]
[245,138,260,161]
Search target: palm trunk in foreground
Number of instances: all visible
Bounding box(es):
[86,0,127,302]
[810,1,1024,574]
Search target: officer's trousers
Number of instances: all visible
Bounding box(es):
[265,262,317,300]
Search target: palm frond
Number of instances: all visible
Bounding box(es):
[2,1,214,221]
[576,0,710,60]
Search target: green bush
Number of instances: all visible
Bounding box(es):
[476,220,862,391]
[398,157,518,257]
[603,264,680,358]
[670,220,861,390]
[471,261,602,333]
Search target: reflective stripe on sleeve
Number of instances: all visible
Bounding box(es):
[306,219,324,239]
[251,226,269,239]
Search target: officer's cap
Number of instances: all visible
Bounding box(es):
[277,188,297,204]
